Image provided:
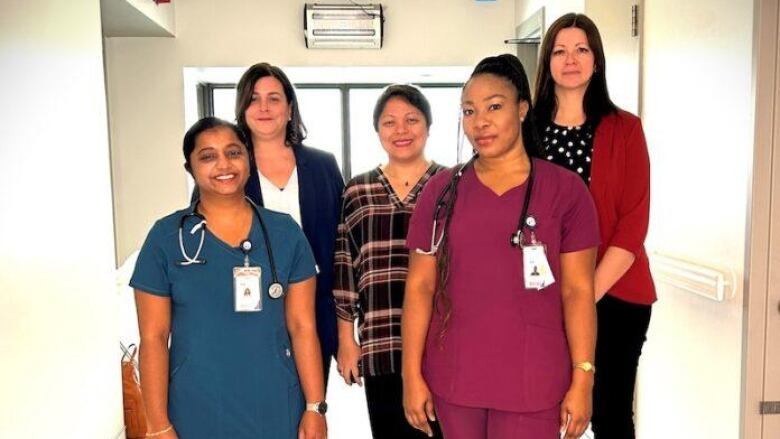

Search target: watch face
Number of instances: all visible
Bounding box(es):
[317,401,328,415]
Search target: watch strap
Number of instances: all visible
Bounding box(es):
[306,400,328,415]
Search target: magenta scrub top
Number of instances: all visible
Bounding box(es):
[406,158,599,413]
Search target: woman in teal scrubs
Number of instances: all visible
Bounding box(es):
[132,117,328,439]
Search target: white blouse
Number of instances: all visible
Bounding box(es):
[257,166,302,227]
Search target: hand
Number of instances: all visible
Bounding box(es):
[559,384,592,439]
[298,411,327,439]
[336,338,362,386]
[403,375,436,437]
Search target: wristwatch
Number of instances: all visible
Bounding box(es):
[574,361,596,373]
[306,400,328,415]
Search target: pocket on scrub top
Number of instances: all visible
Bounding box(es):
[522,324,570,406]
[275,329,299,383]
[169,354,189,383]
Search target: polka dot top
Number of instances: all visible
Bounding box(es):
[541,122,594,184]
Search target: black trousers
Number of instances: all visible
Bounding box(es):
[591,294,652,439]
[365,372,443,439]
[323,355,332,393]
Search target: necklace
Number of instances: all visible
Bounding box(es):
[383,161,431,188]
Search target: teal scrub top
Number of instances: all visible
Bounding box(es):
[130,204,317,439]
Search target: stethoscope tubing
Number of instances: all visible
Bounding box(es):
[178,219,207,265]
[177,198,283,294]
[422,154,536,255]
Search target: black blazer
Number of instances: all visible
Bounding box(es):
[245,145,344,359]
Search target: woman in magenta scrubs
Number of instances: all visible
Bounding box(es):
[402,54,599,439]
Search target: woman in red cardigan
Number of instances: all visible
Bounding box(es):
[533,13,656,439]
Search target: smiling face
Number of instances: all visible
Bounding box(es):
[243,76,292,142]
[377,97,429,164]
[549,27,596,92]
[189,126,250,198]
[461,73,529,160]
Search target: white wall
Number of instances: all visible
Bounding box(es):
[514,0,585,31]
[0,1,124,438]
[105,0,515,263]
[637,0,753,438]
[585,0,641,114]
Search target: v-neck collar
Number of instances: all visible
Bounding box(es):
[194,205,259,258]
[258,166,298,192]
[375,162,439,208]
[470,159,532,198]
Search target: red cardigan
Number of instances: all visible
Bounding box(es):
[591,110,657,305]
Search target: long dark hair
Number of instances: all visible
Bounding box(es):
[235,62,307,147]
[533,13,617,128]
[434,54,539,340]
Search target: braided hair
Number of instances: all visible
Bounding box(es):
[434,54,539,341]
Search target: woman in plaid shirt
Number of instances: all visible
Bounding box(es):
[333,84,444,439]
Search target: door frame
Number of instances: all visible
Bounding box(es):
[743,0,779,437]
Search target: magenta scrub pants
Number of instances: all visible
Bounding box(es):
[433,395,560,439]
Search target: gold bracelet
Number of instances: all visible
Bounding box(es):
[146,425,173,437]
[574,361,596,373]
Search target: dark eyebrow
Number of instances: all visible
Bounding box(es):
[554,42,589,49]
[462,94,507,105]
[251,91,284,96]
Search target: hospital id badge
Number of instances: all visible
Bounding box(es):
[234,266,262,312]
[523,244,556,290]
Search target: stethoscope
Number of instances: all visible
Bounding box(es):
[418,154,536,255]
[177,198,285,299]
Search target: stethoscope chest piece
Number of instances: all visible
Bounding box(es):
[510,231,523,247]
[510,215,538,247]
[180,199,285,301]
[241,237,284,299]
[268,283,284,299]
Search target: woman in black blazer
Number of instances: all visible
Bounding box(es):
[236,62,344,396]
